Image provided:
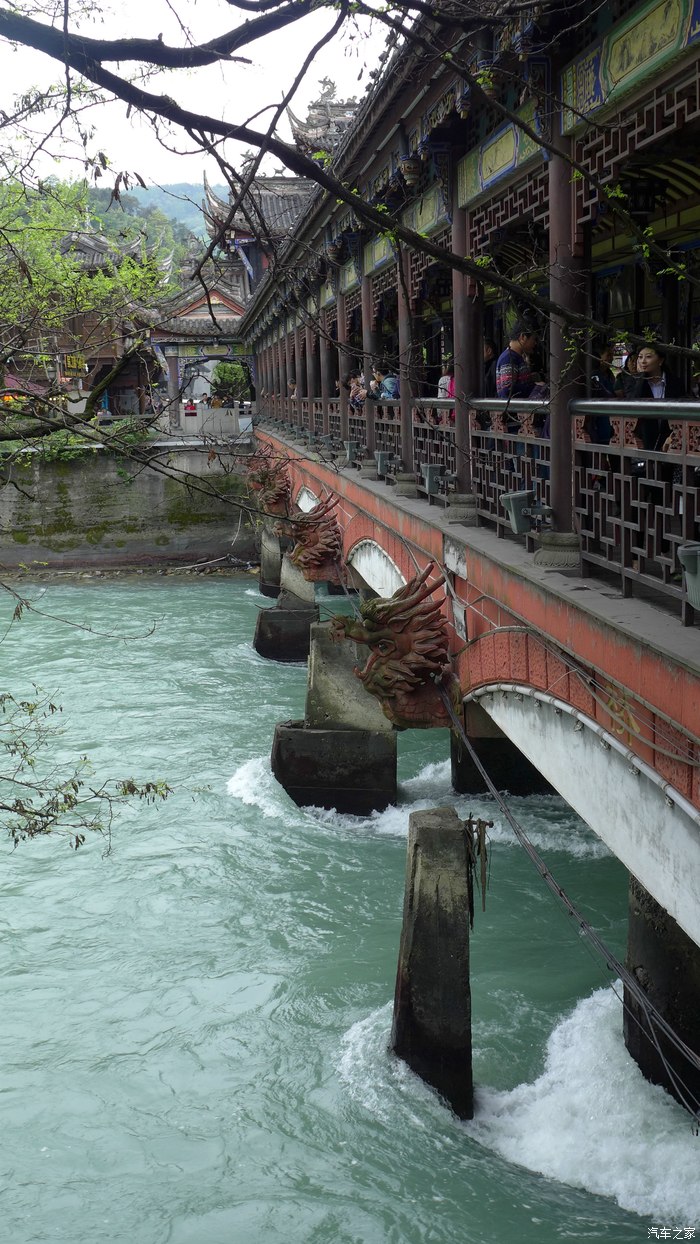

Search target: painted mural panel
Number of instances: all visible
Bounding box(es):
[456,101,543,208]
[562,0,700,133]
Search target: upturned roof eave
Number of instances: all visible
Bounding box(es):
[237,13,476,334]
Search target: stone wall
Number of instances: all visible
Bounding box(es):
[0,445,256,568]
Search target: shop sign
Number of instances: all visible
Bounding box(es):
[402,185,447,236]
[340,260,359,293]
[562,0,700,134]
[61,353,87,377]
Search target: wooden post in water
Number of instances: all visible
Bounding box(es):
[391,805,474,1119]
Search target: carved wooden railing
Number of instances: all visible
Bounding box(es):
[469,398,551,537]
[571,398,700,626]
[256,394,700,625]
[327,399,341,442]
[413,399,456,477]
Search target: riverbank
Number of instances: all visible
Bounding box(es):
[0,443,257,570]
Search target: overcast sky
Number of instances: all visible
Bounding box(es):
[1,0,378,187]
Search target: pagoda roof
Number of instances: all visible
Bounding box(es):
[203,171,312,243]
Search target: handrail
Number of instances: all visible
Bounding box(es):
[469,395,700,421]
[413,398,455,408]
[570,398,700,421]
[469,397,550,413]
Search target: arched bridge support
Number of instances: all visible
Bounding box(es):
[469,683,700,1109]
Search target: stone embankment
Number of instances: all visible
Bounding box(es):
[0,444,257,570]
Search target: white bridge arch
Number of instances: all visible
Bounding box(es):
[469,683,700,948]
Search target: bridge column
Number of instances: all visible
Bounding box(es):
[450,700,553,795]
[624,876,700,1109]
[398,245,414,473]
[392,805,473,1118]
[320,314,333,435]
[540,131,585,568]
[259,524,283,598]
[271,620,397,814]
[337,290,349,441]
[451,203,478,493]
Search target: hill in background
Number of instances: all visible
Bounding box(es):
[127,183,227,237]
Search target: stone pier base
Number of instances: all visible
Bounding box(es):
[391,806,473,1118]
[269,621,397,814]
[451,701,554,795]
[254,555,319,661]
[253,605,318,662]
[271,721,397,814]
[624,876,700,1109]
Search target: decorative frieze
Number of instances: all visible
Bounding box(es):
[457,100,545,208]
[561,0,700,134]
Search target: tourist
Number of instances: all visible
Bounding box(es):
[437,361,453,399]
[367,361,400,400]
[614,348,639,398]
[495,323,538,400]
[483,339,498,399]
[347,370,365,411]
[630,343,684,452]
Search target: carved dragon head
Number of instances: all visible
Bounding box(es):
[330,563,461,729]
[288,494,344,583]
[247,452,292,517]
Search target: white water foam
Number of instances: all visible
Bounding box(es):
[338,989,700,1224]
[469,986,700,1223]
[307,759,607,858]
[227,756,294,819]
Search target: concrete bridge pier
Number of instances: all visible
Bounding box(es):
[253,555,319,662]
[259,525,283,598]
[391,806,473,1119]
[624,876,700,1111]
[270,620,397,814]
[450,700,554,796]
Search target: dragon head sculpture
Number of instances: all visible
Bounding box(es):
[247,452,292,518]
[288,494,344,584]
[330,563,461,729]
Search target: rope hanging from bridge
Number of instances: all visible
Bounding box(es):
[435,680,700,1129]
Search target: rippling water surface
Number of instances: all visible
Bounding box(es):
[1,577,698,1244]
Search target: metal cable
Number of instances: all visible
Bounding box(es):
[436,681,700,1125]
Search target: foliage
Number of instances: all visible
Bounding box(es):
[0,179,170,377]
[0,685,170,849]
[86,184,193,284]
[211,361,252,403]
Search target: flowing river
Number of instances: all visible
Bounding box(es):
[1,576,698,1244]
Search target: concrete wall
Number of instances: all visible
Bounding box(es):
[0,445,256,568]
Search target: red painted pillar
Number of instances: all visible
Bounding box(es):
[398,245,414,472]
[320,312,333,436]
[452,205,478,492]
[336,292,349,440]
[548,136,586,532]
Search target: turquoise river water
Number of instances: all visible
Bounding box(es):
[1,576,698,1244]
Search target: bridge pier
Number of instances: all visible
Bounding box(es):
[253,555,319,662]
[270,621,397,814]
[391,806,473,1118]
[450,701,554,796]
[624,876,700,1110]
[259,525,283,598]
